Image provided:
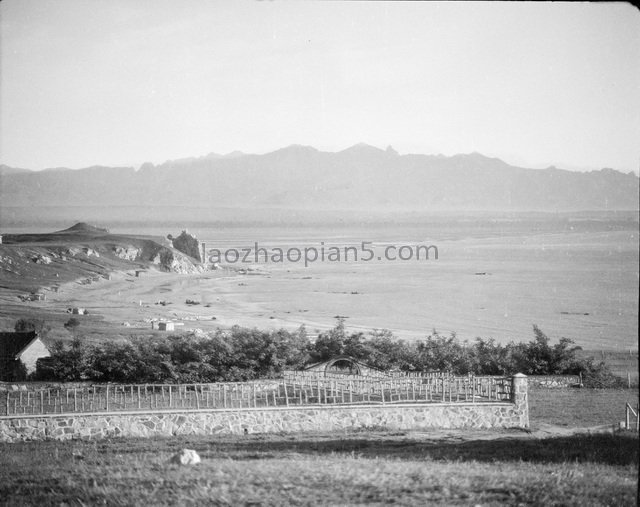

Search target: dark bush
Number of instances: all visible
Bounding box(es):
[413,332,475,374]
[1,359,28,381]
[309,319,348,363]
[510,325,583,375]
[580,359,628,388]
[64,318,80,330]
[32,322,622,387]
[37,338,95,381]
[34,326,311,383]
[469,337,511,375]
[14,318,46,334]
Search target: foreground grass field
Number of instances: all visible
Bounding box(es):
[1,387,638,506]
[0,430,637,506]
[529,386,639,427]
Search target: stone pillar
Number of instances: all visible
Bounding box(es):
[511,373,529,428]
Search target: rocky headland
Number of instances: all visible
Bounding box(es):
[0,223,204,293]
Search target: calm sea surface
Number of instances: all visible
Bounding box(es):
[3,214,638,349]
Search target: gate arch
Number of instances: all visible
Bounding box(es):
[323,356,361,376]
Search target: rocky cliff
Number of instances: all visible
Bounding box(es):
[171,230,202,263]
[0,225,204,292]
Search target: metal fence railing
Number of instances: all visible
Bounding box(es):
[0,375,514,417]
[283,370,511,403]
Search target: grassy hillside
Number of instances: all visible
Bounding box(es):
[0,223,198,292]
[0,223,207,337]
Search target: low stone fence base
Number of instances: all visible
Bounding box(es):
[528,375,581,388]
[0,401,528,443]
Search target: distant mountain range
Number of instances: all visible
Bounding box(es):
[1,144,638,211]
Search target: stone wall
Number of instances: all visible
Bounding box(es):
[0,402,528,443]
[0,376,529,443]
[527,375,581,388]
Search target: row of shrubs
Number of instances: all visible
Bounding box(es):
[24,320,624,387]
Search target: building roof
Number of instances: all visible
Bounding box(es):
[0,331,39,360]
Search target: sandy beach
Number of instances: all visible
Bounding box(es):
[9,228,632,350]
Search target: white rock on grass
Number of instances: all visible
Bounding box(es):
[169,449,201,465]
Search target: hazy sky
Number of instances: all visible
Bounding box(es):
[1,1,639,172]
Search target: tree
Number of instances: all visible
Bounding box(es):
[38,338,93,381]
[309,319,347,363]
[91,341,145,382]
[229,327,289,379]
[269,327,311,371]
[362,329,411,370]
[414,331,471,374]
[64,318,80,330]
[510,325,582,375]
[14,318,46,334]
[469,337,510,375]
[201,331,236,381]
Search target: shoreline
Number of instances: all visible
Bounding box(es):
[0,227,638,349]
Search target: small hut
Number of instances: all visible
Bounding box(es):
[157,321,175,331]
[0,331,50,378]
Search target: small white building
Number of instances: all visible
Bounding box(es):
[157,321,175,331]
[0,331,50,377]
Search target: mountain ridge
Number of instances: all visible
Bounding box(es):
[1,145,637,212]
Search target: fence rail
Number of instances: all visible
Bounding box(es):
[283,370,510,399]
[625,403,639,431]
[0,375,514,417]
